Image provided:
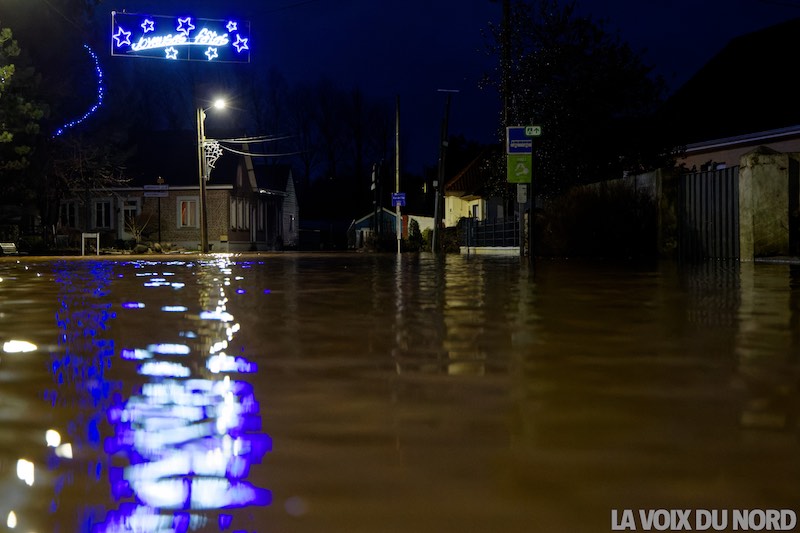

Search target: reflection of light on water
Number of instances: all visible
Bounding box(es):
[207,354,257,374]
[3,340,37,353]
[96,257,271,532]
[46,429,61,447]
[200,310,234,322]
[121,348,151,360]
[148,343,191,355]
[138,360,191,377]
[16,459,34,486]
[55,443,73,459]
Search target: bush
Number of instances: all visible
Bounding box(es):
[405,219,424,252]
[535,182,657,258]
[421,228,433,251]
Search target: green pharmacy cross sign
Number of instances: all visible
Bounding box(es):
[111,12,251,63]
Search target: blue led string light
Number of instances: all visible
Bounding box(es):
[53,44,104,137]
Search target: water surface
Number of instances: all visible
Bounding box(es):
[0,254,797,532]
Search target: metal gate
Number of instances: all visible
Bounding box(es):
[464,218,520,247]
[678,167,740,260]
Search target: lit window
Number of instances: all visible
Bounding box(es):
[178,197,198,228]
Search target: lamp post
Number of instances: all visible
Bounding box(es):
[432,89,457,254]
[156,175,164,244]
[196,98,225,253]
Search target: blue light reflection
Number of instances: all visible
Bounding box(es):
[50,258,271,532]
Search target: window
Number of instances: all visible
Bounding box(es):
[122,198,140,230]
[60,201,79,228]
[93,199,113,229]
[178,197,198,228]
[231,198,250,230]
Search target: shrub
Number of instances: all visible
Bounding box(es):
[535,182,657,258]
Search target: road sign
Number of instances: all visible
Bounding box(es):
[507,153,532,183]
[517,183,528,204]
[525,125,542,137]
[144,183,169,197]
[506,127,532,154]
[391,192,406,206]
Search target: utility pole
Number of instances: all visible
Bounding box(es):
[196,107,209,253]
[432,89,458,254]
[395,95,401,255]
[502,0,510,130]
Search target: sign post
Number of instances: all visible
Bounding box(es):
[507,127,531,258]
[506,125,541,259]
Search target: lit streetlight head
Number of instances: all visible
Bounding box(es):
[213,98,226,110]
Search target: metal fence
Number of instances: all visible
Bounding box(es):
[463,218,520,248]
[678,166,740,260]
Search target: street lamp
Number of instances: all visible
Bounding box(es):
[196,98,226,253]
[156,175,164,245]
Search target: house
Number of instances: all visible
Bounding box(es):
[659,17,800,167]
[348,208,399,249]
[443,148,509,227]
[678,125,800,171]
[347,208,434,249]
[57,132,299,252]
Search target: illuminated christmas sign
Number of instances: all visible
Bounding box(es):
[111,12,250,63]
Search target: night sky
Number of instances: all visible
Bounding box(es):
[4,0,800,173]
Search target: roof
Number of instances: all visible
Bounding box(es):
[660,17,800,145]
[444,148,498,197]
[351,208,398,229]
[684,124,800,154]
[252,161,292,193]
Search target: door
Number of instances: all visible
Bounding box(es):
[119,198,141,241]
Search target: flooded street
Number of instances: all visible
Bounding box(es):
[0,253,797,533]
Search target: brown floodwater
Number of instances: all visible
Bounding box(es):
[0,253,797,533]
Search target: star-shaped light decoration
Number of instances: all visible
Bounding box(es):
[113,27,132,47]
[232,34,249,53]
[176,17,195,36]
[165,47,179,60]
[205,47,219,61]
[141,19,155,33]
[226,21,238,33]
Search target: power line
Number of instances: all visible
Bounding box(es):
[216,135,294,144]
[219,144,302,158]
